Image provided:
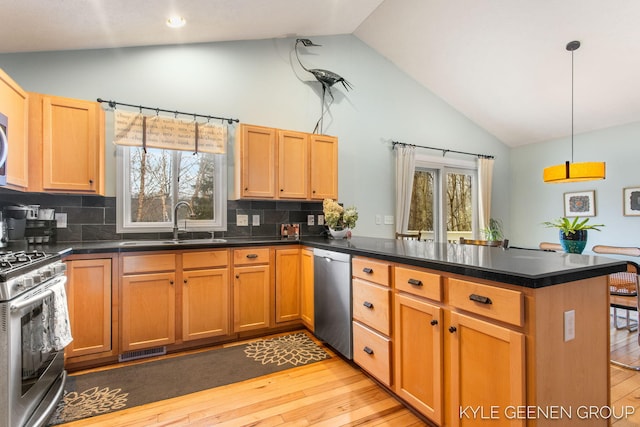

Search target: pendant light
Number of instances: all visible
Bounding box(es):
[543,41,606,183]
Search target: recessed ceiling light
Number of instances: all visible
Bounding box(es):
[166,16,186,28]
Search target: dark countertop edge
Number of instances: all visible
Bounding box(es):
[48,237,627,289]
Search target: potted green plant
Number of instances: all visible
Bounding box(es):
[481,218,504,241]
[542,217,604,254]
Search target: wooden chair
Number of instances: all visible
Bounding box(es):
[459,237,509,249]
[592,245,640,370]
[396,232,422,240]
[539,242,563,251]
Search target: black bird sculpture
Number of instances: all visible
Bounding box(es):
[295,38,353,101]
[295,38,353,133]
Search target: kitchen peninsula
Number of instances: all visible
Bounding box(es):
[52,236,625,426]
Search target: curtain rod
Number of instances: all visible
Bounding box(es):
[392,140,494,159]
[97,98,239,124]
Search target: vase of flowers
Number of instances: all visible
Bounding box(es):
[323,199,358,239]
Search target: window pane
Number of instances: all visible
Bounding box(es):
[177,152,215,221]
[408,169,435,239]
[130,147,173,223]
[446,171,472,241]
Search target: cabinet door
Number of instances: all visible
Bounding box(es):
[65,258,112,358]
[41,95,104,194]
[236,124,276,198]
[278,130,308,199]
[448,312,525,427]
[275,248,301,323]
[183,268,230,341]
[121,272,176,351]
[394,292,442,424]
[233,264,271,332]
[309,134,338,200]
[0,69,28,189]
[300,248,314,330]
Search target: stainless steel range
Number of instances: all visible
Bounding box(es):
[0,250,69,427]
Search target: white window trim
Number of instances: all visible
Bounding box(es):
[116,146,227,234]
[414,154,478,241]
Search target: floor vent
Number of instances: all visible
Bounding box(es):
[118,346,166,363]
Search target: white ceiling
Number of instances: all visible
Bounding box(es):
[2,0,639,147]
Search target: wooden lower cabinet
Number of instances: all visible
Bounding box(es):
[121,271,176,351]
[65,257,115,359]
[182,268,229,341]
[233,264,271,332]
[447,311,525,427]
[394,292,443,424]
[275,247,301,323]
[300,248,314,330]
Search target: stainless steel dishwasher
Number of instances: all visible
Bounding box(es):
[313,248,353,359]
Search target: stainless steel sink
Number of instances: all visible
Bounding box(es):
[119,238,226,246]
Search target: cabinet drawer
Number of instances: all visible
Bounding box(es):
[122,253,176,274]
[394,266,442,302]
[233,248,270,266]
[447,278,523,327]
[353,321,392,387]
[353,278,391,335]
[352,257,390,287]
[183,250,228,269]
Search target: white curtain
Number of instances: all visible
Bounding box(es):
[477,157,495,233]
[395,145,416,234]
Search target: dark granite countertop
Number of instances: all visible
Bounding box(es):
[19,235,626,289]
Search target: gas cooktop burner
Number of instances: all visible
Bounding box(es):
[0,250,50,270]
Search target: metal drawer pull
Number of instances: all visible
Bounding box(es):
[408,278,423,286]
[362,267,373,274]
[363,346,374,355]
[363,301,374,309]
[430,319,438,326]
[449,326,457,333]
[469,294,493,305]
[246,254,259,259]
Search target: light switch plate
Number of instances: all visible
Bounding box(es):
[318,215,324,226]
[375,214,382,225]
[384,215,394,225]
[252,215,260,226]
[237,214,249,226]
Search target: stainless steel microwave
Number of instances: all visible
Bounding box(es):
[0,112,7,186]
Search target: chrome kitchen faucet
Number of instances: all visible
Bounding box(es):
[173,201,195,240]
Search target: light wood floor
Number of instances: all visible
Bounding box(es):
[58,331,428,427]
[57,321,640,427]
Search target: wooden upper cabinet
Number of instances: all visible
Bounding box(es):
[309,134,338,200]
[28,93,105,194]
[278,130,308,199]
[235,124,276,199]
[235,123,338,200]
[0,69,29,190]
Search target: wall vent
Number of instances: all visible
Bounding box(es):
[118,346,166,363]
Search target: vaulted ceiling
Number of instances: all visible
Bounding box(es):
[3,0,639,147]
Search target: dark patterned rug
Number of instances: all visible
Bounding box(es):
[48,332,329,425]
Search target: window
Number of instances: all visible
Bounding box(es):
[407,156,477,242]
[116,146,226,233]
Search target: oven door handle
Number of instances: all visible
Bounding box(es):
[10,276,67,313]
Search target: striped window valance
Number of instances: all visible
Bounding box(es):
[114,110,226,154]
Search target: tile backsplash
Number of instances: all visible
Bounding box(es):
[0,189,326,242]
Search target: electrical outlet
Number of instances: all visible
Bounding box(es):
[384,215,394,225]
[317,215,324,226]
[237,214,249,226]
[252,215,260,226]
[564,310,575,342]
[307,215,315,226]
[55,213,67,228]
